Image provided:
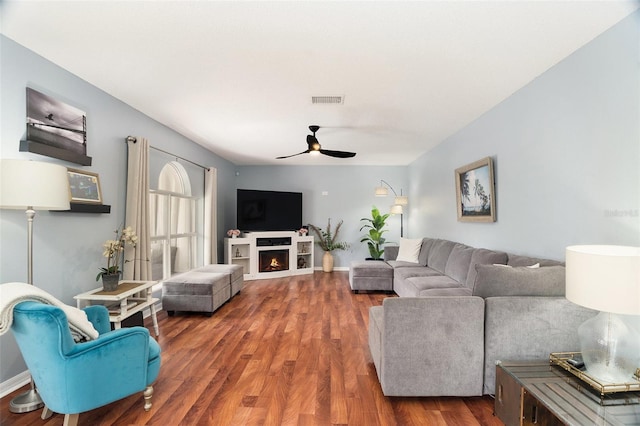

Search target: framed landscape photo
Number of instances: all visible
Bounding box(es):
[22,87,92,166]
[67,168,102,204]
[455,157,496,222]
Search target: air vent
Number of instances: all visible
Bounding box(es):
[311,95,344,105]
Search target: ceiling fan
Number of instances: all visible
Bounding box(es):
[276,125,356,159]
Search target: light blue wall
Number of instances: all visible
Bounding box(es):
[0,35,237,386]
[408,11,640,260]
[235,165,408,268]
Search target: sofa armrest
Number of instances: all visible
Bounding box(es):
[483,296,597,395]
[370,296,485,396]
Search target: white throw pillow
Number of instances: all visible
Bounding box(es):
[395,238,423,263]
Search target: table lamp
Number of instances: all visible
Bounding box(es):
[0,159,70,412]
[565,245,640,384]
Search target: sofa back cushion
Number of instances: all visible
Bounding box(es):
[465,248,508,289]
[472,264,566,298]
[444,244,475,284]
[427,239,457,273]
[507,254,563,267]
[418,238,436,266]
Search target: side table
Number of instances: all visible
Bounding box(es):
[495,361,640,426]
[74,280,159,336]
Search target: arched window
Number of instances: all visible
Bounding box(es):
[149,161,200,280]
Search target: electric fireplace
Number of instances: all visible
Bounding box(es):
[258,249,289,273]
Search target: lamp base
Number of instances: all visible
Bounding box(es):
[9,388,44,413]
[579,312,640,384]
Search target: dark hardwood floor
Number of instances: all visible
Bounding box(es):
[0,271,503,425]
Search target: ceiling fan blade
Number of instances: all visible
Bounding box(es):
[276,149,310,159]
[319,149,356,158]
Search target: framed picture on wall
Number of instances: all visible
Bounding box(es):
[21,87,92,166]
[455,157,496,222]
[67,168,102,204]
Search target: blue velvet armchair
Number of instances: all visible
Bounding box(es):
[10,301,161,425]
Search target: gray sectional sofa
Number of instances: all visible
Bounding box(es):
[367,238,597,396]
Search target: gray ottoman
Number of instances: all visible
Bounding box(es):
[162,271,229,316]
[195,264,244,296]
[349,260,394,293]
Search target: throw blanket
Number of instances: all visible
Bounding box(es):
[0,282,99,342]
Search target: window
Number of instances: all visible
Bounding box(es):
[149,161,202,281]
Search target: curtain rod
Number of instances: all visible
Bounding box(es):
[126,136,209,170]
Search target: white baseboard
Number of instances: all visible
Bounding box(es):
[0,370,30,399]
[313,266,349,271]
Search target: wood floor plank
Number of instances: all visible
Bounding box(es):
[0,271,502,426]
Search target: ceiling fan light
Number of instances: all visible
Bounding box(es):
[309,150,320,156]
[394,195,408,205]
[375,186,388,196]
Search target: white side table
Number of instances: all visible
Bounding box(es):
[74,280,159,336]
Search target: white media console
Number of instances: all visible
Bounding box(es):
[224,231,314,280]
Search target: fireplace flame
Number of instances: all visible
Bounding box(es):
[270,258,280,268]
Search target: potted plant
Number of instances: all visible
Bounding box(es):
[359,206,390,260]
[96,225,138,291]
[309,219,349,272]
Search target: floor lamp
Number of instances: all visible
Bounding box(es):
[0,159,70,413]
[374,180,409,237]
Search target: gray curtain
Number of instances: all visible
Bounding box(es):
[204,167,218,264]
[124,136,152,280]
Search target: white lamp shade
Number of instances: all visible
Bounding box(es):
[566,245,640,315]
[375,186,388,196]
[394,195,408,206]
[390,204,403,215]
[0,159,70,210]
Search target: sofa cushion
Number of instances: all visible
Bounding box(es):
[393,266,442,283]
[395,238,423,263]
[419,287,472,297]
[465,248,508,289]
[507,254,563,267]
[406,275,462,291]
[427,240,457,273]
[472,264,566,298]
[444,244,474,284]
[418,238,437,266]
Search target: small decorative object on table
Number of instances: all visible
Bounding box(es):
[227,229,240,238]
[298,227,308,237]
[235,248,241,258]
[96,225,138,291]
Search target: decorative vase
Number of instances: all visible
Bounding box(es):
[101,274,119,292]
[322,251,334,272]
[231,235,237,238]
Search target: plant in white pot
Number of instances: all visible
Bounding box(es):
[309,219,349,272]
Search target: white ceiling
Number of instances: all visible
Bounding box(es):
[1,1,638,166]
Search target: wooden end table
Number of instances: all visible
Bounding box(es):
[74,280,159,336]
[495,361,640,426]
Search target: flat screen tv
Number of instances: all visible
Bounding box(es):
[237,189,302,232]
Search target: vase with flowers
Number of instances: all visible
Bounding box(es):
[96,226,138,291]
[298,227,308,237]
[227,229,241,238]
[309,219,349,272]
